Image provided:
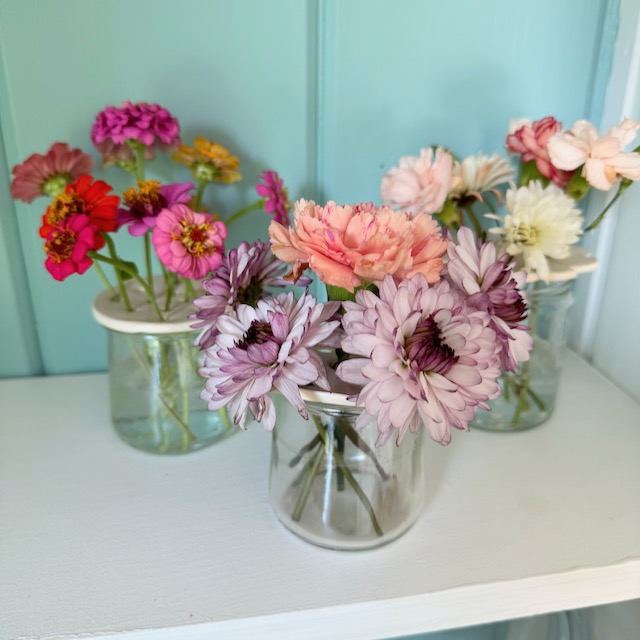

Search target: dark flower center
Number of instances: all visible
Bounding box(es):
[236,320,277,350]
[405,315,458,375]
[123,180,166,217]
[46,193,85,226]
[237,279,264,307]
[45,228,75,263]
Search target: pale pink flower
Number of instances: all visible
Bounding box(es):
[449,153,515,203]
[336,274,502,446]
[269,200,447,292]
[381,147,453,215]
[152,204,228,279]
[506,116,573,188]
[547,118,640,191]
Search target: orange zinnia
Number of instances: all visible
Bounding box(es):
[173,137,241,184]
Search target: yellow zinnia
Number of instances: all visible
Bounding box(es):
[173,137,242,184]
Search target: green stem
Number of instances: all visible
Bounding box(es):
[289,434,322,468]
[224,199,264,227]
[340,420,390,481]
[144,233,155,302]
[463,204,484,240]
[183,278,196,303]
[584,182,628,231]
[93,261,117,299]
[90,252,164,321]
[133,143,146,182]
[291,445,325,522]
[100,233,133,311]
[193,180,207,211]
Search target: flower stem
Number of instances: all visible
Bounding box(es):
[463,204,484,240]
[224,199,264,227]
[193,179,207,211]
[584,181,629,231]
[100,234,133,311]
[289,434,322,467]
[291,444,324,522]
[144,232,155,301]
[93,261,118,299]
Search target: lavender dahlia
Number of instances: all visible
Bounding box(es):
[191,240,311,350]
[336,273,503,446]
[200,291,340,430]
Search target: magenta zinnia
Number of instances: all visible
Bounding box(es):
[10,142,94,203]
[336,274,502,446]
[191,239,311,350]
[200,291,341,430]
[256,170,290,225]
[152,204,228,279]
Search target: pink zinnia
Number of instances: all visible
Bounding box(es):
[337,274,502,446]
[10,142,94,203]
[43,215,104,281]
[256,170,290,225]
[152,204,228,280]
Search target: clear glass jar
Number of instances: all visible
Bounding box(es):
[106,327,233,454]
[269,395,426,550]
[472,279,574,432]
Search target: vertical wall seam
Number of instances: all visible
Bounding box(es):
[313,0,327,202]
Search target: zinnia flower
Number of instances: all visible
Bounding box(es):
[39,174,119,239]
[486,182,583,282]
[506,116,573,188]
[547,118,640,191]
[381,147,453,215]
[269,200,447,292]
[448,153,515,203]
[117,180,193,236]
[91,102,181,165]
[173,138,241,184]
[199,291,341,430]
[43,215,105,281]
[152,204,228,279]
[256,170,290,224]
[336,274,502,446]
[446,227,532,372]
[191,239,311,349]
[10,142,94,203]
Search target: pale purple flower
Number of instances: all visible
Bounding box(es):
[117,181,194,236]
[199,291,341,430]
[256,170,291,224]
[336,274,502,446]
[191,239,312,349]
[446,227,532,372]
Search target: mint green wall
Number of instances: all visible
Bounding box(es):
[0,0,616,377]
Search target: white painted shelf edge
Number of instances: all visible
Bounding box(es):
[1,351,639,640]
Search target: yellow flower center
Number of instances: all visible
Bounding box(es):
[180,221,212,256]
[45,228,75,262]
[123,180,165,213]
[46,193,85,226]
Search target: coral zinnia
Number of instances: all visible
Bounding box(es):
[10,142,94,203]
[173,138,242,184]
[40,174,120,239]
[44,215,105,281]
[337,274,502,446]
[200,291,341,430]
[256,170,290,225]
[152,204,228,279]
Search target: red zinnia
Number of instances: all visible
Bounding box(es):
[44,215,105,281]
[40,174,119,238]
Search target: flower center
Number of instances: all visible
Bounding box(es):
[508,222,538,247]
[193,162,219,182]
[236,320,276,350]
[41,174,70,198]
[46,193,85,227]
[123,180,166,216]
[405,315,458,375]
[237,279,264,307]
[180,221,213,257]
[45,227,75,263]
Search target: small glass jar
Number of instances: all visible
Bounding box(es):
[269,393,426,550]
[472,279,574,432]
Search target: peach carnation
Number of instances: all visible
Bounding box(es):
[269,200,447,292]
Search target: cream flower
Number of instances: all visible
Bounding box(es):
[547,118,640,191]
[486,182,582,282]
[449,153,515,203]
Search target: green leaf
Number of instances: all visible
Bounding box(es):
[518,160,547,187]
[115,260,139,282]
[565,170,590,201]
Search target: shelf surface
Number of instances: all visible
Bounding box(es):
[1,351,639,640]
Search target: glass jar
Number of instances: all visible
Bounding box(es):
[92,283,233,454]
[472,279,574,432]
[269,393,426,550]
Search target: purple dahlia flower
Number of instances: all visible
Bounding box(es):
[336,273,503,446]
[199,291,341,431]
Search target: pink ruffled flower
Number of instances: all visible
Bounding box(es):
[256,170,290,225]
[44,215,104,281]
[547,118,640,191]
[10,142,94,203]
[269,200,447,292]
[506,117,573,188]
[152,204,228,279]
[336,274,502,446]
[91,102,181,164]
[381,147,453,215]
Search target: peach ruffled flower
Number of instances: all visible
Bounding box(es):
[547,118,640,191]
[381,147,453,215]
[269,200,447,292]
[173,137,241,184]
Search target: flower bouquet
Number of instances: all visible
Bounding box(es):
[380,115,640,430]
[193,199,533,548]
[9,101,297,454]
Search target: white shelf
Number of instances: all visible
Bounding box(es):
[1,351,639,640]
